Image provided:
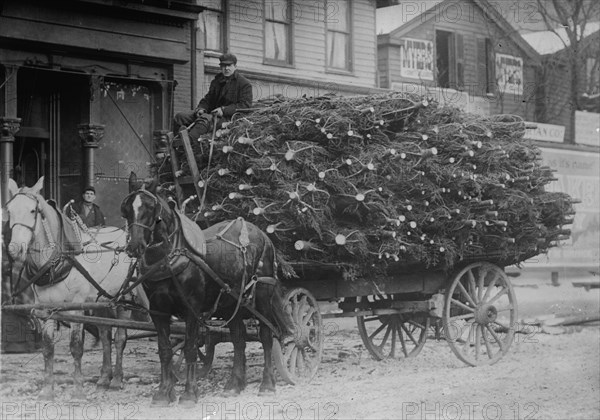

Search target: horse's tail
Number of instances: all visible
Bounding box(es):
[256,230,296,338]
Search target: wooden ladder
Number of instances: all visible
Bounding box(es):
[167,128,204,211]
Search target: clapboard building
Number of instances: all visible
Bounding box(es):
[0,0,206,223]
[376,0,540,117]
[1,0,385,224]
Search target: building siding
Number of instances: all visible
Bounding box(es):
[378,0,537,121]
[210,0,377,100]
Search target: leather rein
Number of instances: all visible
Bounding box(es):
[122,189,282,338]
[5,192,125,301]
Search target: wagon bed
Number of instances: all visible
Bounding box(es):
[273,253,519,380]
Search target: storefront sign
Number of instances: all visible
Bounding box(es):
[495,53,523,95]
[400,38,434,80]
[533,148,600,268]
[576,111,600,147]
[524,121,565,143]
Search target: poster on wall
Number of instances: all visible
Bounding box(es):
[531,148,600,268]
[495,53,523,95]
[400,38,434,80]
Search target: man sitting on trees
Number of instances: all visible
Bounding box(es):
[172,53,252,141]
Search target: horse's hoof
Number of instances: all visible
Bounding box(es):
[96,378,110,389]
[151,392,175,406]
[221,388,241,398]
[151,399,171,407]
[109,378,124,390]
[178,396,197,408]
[258,387,276,396]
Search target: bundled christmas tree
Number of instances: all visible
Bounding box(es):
[156,92,575,278]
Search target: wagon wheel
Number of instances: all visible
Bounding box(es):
[273,287,323,385]
[443,262,518,366]
[356,295,430,360]
[171,334,216,382]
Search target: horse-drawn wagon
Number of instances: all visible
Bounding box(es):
[1,92,575,405]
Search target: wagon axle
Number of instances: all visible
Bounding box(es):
[474,303,498,325]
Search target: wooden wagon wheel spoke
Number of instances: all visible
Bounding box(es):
[474,324,482,361]
[368,319,389,340]
[297,348,306,373]
[376,322,393,351]
[487,287,508,305]
[443,262,518,366]
[450,312,476,321]
[400,322,418,347]
[302,306,316,325]
[482,275,500,302]
[477,266,490,302]
[297,295,308,317]
[273,287,322,385]
[451,298,475,313]
[396,322,408,357]
[390,322,398,357]
[466,270,478,303]
[290,297,300,322]
[357,295,430,361]
[482,325,495,357]
[407,319,427,330]
[455,281,478,307]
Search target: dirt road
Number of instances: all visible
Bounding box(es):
[1,272,599,420]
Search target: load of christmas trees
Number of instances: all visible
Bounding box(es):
[156,92,575,276]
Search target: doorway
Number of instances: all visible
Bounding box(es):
[15,67,88,202]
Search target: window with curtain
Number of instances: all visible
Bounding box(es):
[326,0,351,71]
[264,0,292,64]
[199,0,225,52]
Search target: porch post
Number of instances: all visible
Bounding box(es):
[0,117,21,205]
[78,124,105,189]
[1,64,20,205]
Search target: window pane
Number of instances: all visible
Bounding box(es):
[328,0,348,32]
[265,21,288,62]
[201,10,222,51]
[265,1,289,22]
[199,0,222,11]
[328,32,348,69]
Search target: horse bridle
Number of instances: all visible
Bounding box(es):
[123,189,167,245]
[5,192,42,235]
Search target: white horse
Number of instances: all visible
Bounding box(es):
[5,177,149,401]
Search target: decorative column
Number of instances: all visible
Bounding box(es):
[78,124,104,188]
[0,117,21,205]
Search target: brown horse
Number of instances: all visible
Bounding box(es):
[120,173,295,406]
[4,177,149,400]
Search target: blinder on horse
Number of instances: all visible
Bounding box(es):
[6,191,42,234]
[121,188,164,238]
[121,176,297,405]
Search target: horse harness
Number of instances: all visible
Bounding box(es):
[6,192,130,302]
[124,190,281,337]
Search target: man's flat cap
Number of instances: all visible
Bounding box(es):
[219,53,237,65]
